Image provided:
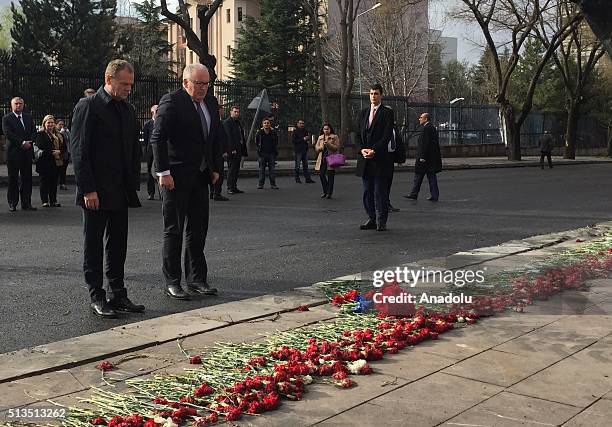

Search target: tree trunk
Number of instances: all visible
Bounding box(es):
[499,102,521,161]
[312,11,329,123]
[564,99,579,159]
[607,123,612,158]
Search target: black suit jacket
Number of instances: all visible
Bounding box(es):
[150,88,224,186]
[356,104,394,177]
[2,112,36,162]
[415,121,442,174]
[142,119,155,162]
[222,117,246,157]
[70,87,142,210]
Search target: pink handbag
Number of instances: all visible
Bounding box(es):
[326,153,346,167]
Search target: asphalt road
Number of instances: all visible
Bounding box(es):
[1,164,611,353]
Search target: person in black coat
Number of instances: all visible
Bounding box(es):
[151,63,224,300]
[222,105,247,194]
[70,60,143,318]
[292,119,315,183]
[34,115,67,207]
[255,118,279,189]
[405,113,442,201]
[142,104,158,200]
[356,83,395,231]
[2,97,37,211]
[538,131,554,169]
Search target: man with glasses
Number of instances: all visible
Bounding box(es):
[404,113,441,201]
[150,64,224,300]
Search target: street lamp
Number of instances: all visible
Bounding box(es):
[356,2,382,109]
[449,97,465,145]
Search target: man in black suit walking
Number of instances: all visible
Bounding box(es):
[151,63,224,300]
[404,113,442,201]
[71,59,144,318]
[356,84,395,231]
[142,104,158,200]
[2,97,37,211]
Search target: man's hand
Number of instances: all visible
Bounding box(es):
[159,175,175,191]
[84,192,100,210]
[419,158,426,163]
[231,150,237,155]
[211,172,220,185]
[361,149,375,159]
[22,141,32,150]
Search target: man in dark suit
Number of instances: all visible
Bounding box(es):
[356,83,395,231]
[71,59,144,318]
[2,97,37,211]
[150,63,224,300]
[223,105,246,194]
[142,104,158,200]
[404,113,442,201]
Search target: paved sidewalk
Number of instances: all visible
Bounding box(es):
[0,156,610,186]
[0,222,611,426]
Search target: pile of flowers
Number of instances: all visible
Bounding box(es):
[57,235,611,427]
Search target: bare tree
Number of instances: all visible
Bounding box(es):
[160,0,223,84]
[456,0,584,160]
[301,0,330,123]
[361,1,429,100]
[534,0,605,159]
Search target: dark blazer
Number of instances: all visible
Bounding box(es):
[142,119,155,162]
[415,121,442,174]
[255,128,279,156]
[150,88,224,186]
[356,104,395,177]
[70,87,142,210]
[2,112,36,162]
[34,130,67,175]
[222,117,246,157]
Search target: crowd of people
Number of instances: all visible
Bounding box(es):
[2,59,446,319]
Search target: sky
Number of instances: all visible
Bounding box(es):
[1,0,486,64]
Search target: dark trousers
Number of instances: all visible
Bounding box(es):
[387,164,395,204]
[82,208,129,303]
[540,151,553,168]
[7,155,33,208]
[319,160,335,195]
[210,160,225,196]
[258,154,276,186]
[410,171,439,200]
[362,174,389,226]
[146,156,157,197]
[39,167,59,204]
[161,172,210,287]
[227,155,241,191]
[294,151,311,180]
[58,164,68,186]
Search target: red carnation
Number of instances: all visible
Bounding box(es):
[296,305,310,311]
[189,355,202,364]
[194,383,214,397]
[96,360,115,372]
[224,408,242,421]
[143,420,160,427]
[90,417,107,426]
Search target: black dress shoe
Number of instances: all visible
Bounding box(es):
[306,179,316,183]
[377,224,387,231]
[233,189,244,194]
[427,197,438,202]
[389,204,400,212]
[147,195,155,200]
[271,185,279,190]
[403,194,418,200]
[295,178,302,183]
[107,296,145,313]
[213,194,229,201]
[326,194,332,199]
[165,284,190,300]
[51,202,61,207]
[9,205,16,212]
[227,189,236,195]
[22,206,37,211]
[360,219,377,230]
[187,283,218,295]
[90,301,117,318]
[320,193,327,198]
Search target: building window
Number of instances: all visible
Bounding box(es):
[226,9,230,23]
[238,7,243,22]
[227,45,231,59]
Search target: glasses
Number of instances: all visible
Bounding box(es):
[190,80,210,87]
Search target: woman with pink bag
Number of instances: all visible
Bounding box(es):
[314,123,341,199]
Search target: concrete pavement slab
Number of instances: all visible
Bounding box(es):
[443,391,581,427]
[0,370,84,411]
[111,313,228,342]
[562,399,612,427]
[319,372,503,426]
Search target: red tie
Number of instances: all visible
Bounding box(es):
[369,107,377,126]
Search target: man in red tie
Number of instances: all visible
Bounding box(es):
[355,84,395,231]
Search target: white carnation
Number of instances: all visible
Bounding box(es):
[347,359,367,374]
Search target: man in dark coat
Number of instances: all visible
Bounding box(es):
[538,131,554,169]
[222,105,246,194]
[2,97,37,211]
[142,104,158,200]
[356,83,395,231]
[70,59,143,318]
[151,63,224,300]
[292,119,315,183]
[405,113,442,201]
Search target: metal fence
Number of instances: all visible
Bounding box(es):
[0,56,607,149]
